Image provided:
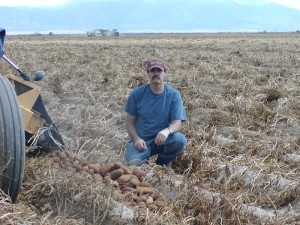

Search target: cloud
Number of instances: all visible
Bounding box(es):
[229,0,268,5]
[267,0,300,11]
[0,0,71,7]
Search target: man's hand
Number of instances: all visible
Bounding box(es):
[155,128,171,145]
[134,138,147,151]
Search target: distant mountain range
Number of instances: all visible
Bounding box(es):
[1,0,300,34]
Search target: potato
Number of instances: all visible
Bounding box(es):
[140,195,148,202]
[129,177,140,188]
[140,181,150,187]
[65,151,75,162]
[153,192,164,201]
[122,166,132,174]
[73,164,83,172]
[131,194,140,202]
[123,190,132,196]
[92,174,103,183]
[88,163,100,174]
[112,162,124,170]
[110,168,124,180]
[166,203,174,210]
[98,163,113,176]
[148,204,158,211]
[135,187,154,195]
[117,174,132,184]
[73,159,80,166]
[52,162,60,169]
[52,156,60,162]
[111,180,119,188]
[103,175,111,184]
[153,200,166,208]
[122,186,134,192]
[138,201,146,207]
[87,168,94,175]
[132,170,147,179]
[65,166,76,174]
[95,163,101,172]
[83,165,89,171]
[76,155,87,162]
[113,189,125,201]
[58,151,67,159]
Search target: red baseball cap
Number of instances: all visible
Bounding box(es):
[147,59,167,71]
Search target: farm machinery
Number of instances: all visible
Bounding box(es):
[0,28,64,202]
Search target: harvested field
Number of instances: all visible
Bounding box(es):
[1,32,300,224]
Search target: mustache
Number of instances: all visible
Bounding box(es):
[152,75,160,80]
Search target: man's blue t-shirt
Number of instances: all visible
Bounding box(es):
[125,83,187,141]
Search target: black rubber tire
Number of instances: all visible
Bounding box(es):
[0,76,25,202]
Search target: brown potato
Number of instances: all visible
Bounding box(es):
[148,204,158,211]
[76,155,87,162]
[87,168,94,175]
[95,163,101,172]
[117,174,132,184]
[153,200,166,208]
[140,181,150,187]
[88,163,100,174]
[129,177,140,188]
[135,187,154,195]
[73,160,80,166]
[65,166,76,174]
[92,174,103,183]
[153,192,164,201]
[110,168,124,180]
[83,165,89,171]
[58,151,67,159]
[140,195,148,202]
[132,170,147,179]
[98,163,113,176]
[138,201,146,207]
[111,180,119,188]
[52,156,60,162]
[65,151,75,162]
[112,162,124,170]
[131,194,140,202]
[122,166,132,174]
[113,190,125,201]
[52,162,60,169]
[122,186,134,192]
[103,175,111,184]
[73,164,83,172]
[123,190,132,196]
[64,161,73,167]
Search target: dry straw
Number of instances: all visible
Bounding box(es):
[1,33,300,224]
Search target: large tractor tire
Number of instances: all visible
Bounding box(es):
[0,76,25,202]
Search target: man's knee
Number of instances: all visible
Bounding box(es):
[170,132,186,150]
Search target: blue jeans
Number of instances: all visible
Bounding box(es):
[125,132,186,166]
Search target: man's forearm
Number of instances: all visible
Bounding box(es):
[168,120,182,134]
[126,121,140,142]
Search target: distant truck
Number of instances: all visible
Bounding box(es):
[87,29,119,37]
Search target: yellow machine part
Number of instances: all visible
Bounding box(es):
[6,74,45,135]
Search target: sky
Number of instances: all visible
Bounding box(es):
[0,0,71,7]
[0,0,300,11]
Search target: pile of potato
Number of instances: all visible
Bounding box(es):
[50,150,170,211]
